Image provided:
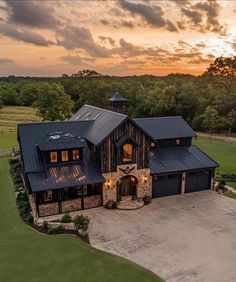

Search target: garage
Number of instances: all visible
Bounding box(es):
[152,174,181,198]
[185,171,211,193]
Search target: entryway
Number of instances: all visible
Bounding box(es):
[117,175,138,197]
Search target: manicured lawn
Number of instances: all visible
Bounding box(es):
[227,182,236,190]
[224,191,236,200]
[0,158,162,282]
[194,137,236,174]
[0,132,18,150]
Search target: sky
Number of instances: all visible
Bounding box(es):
[0,0,235,76]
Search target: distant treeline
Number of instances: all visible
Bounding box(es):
[0,58,236,134]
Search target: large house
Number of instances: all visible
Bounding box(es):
[18,90,218,217]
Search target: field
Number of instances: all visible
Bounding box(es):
[0,157,161,282]
[193,137,236,174]
[0,106,41,150]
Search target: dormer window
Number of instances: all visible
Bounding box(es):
[151,142,155,148]
[176,139,180,145]
[123,143,133,162]
[61,150,69,162]
[50,151,58,163]
[73,149,80,160]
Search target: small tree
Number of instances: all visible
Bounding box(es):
[34,82,74,121]
[225,110,236,137]
[201,106,223,142]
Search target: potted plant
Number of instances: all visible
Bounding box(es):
[73,214,90,236]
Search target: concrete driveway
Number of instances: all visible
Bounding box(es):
[83,191,236,282]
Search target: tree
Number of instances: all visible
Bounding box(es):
[225,110,236,137]
[0,83,19,105]
[203,56,236,76]
[200,106,224,142]
[71,70,102,78]
[33,82,74,121]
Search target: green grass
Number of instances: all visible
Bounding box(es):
[0,106,40,132]
[227,182,236,190]
[0,106,41,150]
[224,191,236,200]
[194,137,236,174]
[0,157,162,282]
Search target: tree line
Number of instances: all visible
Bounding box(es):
[0,56,236,135]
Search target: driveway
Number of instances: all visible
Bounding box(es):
[82,191,236,282]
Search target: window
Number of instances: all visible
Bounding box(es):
[150,142,155,148]
[83,185,87,196]
[50,151,58,163]
[61,150,69,162]
[123,143,133,162]
[73,149,80,160]
[77,186,82,196]
[43,191,52,202]
[176,139,180,145]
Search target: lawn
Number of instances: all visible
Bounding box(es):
[194,137,236,174]
[0,106,41,150]
[0,157,162,282]
[224,191,236,200]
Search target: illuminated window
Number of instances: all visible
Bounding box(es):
[61,150,69,162]
[151,142,155,148]
[50,151,57,163]
[43,191,52,202]
[176,139,180,145]
[73,149,80,160]
[123,143,133,162]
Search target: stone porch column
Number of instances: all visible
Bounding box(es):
[181,172,186,194]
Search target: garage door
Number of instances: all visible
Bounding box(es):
[185,171,211,193]
[152,174,181,198]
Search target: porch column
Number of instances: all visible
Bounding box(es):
[181,172,186,194]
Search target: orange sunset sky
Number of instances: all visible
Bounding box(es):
[0,0,235,76]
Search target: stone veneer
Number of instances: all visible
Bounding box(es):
[61,198,82,213]
[84,195,102,209]
[38,202,59,217]
[102,164,151,204]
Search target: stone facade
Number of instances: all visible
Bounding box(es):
[61,198,82,213]
[84,195,102,209]
[102,163,151,204]
[38,202,59,217]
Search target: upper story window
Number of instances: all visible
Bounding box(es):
[176,139,180,145]
[150,142,156,148]
[123,143,133,162]
[73,149,80,160]
[50,151,58,163]
[61,150,69,162]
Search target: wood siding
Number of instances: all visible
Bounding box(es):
[100,120,152,173]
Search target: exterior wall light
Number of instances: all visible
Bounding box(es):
[107,179,111,188]
[144,174,147,183]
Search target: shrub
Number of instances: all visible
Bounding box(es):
[104,200,117,209]
[132,195,137,201]
[26,214,34,224]
[117,195,122,202]
[143,195,152,205]
[43,220,49,230]
[9,158,19,165]
[16,191,27,202]
[48,227,56,234]
[74,214,90,231]
[56,225,65,233]
[61,213,72,223]
[219,179,226,190]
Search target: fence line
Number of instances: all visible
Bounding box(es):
[0,128,17,134]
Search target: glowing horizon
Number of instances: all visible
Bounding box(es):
[0,0,235,76]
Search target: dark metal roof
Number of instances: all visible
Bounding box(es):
[70,104,127,145]
[38,132,85,151]
[28,160,105,192]
[149,145,218,174]
[115,134,138,148]
[133,116,196,140]
[18,121,92,173]
[109,89,127,102]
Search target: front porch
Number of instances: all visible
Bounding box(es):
[117,196,144,210]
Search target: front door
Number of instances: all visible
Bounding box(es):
[117,176,137,197]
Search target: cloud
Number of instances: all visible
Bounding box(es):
[0,24,54,46]
[57,25,109,57]
[0,58,14,64]
[181,8,203,24]
[120,20,134,28]
[119,0,177,31]
[99,36,116,47]
[61,55,83,65]
[4,0,60,28]
[100,19,109,25]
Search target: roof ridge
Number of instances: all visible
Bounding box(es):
[17,120,94,127]
[133,116,182,120]
[83,104,127,117]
